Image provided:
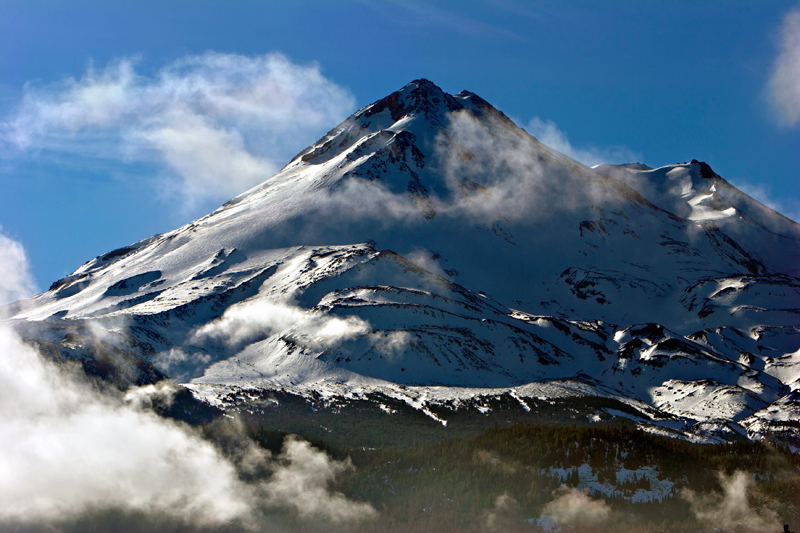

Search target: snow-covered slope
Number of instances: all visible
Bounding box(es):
[6,79,800,444]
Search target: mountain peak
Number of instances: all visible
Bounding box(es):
[361,78,463,123]
[290,79,483,168]
[690,159,721,181]
[10,77,800,447]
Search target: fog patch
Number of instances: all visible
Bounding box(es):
[733,178,800,224]
[0,325,377,529]
[153,346,213,382]
[539,486,611,527]
[368,330,411,361]
[263,436,377,523]
[476,450,517,474]
[682,470,780,532]
[769,6,800,126]
[193,299,370,349]
[122,379,180,410]
[483,492,517,531]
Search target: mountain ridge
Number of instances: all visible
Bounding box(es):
[5,79,800,445]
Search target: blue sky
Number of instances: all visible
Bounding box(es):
[1,0,799,290]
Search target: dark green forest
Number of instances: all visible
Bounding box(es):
[232,391,800,533]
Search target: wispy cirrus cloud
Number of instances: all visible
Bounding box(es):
[1,52,356,210]
[769,5,800,126]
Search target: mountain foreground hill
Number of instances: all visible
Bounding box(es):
[5,79,800,447]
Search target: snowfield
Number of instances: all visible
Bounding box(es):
[4,79,800,445]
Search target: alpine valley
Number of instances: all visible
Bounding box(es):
[5,79,800,453]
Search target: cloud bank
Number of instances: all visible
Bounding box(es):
[0,331,250,525]
[282,107,638,234]
[0,234,375,529]
[539,486,611,527]
[1,52,356,208]
[769,6,800,126]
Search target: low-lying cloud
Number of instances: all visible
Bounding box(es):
[0,322,252,527]
[539,486,611,527]
[1,52,356,209]
[483,492,518,530]
[769,6,800,126]
[264,436,377,522]
[0,233,376,529]
[271,106,640,236]
[732,179,800,223]
[682,470,780,532]
[193,299,371,349]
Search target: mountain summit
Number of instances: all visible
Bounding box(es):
[7,80,800,444]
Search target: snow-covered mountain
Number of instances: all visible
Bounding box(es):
[6,79,800,444]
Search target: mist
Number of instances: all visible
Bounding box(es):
[0,232,376,531]
[682,471,780,532]
[539,486,611,528]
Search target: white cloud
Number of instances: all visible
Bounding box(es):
[193,299,371,349]
[384,0,526,41]
[433,110,616,222]
[295,108,641,228]
[137,109,276,205]
[0,234,250,526]
[769,6,800,126]
[682,471,779,532]
[0,236,376,528]
[483,492,517,530]
[525,117,641,167]
[368,330,412,361]
[540,486,611,527]
[0,322,254,526]
[1,52,356,208]
[0,229,38,307]
[263,436,377,523]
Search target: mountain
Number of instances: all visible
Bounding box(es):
[6,79,800,445]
